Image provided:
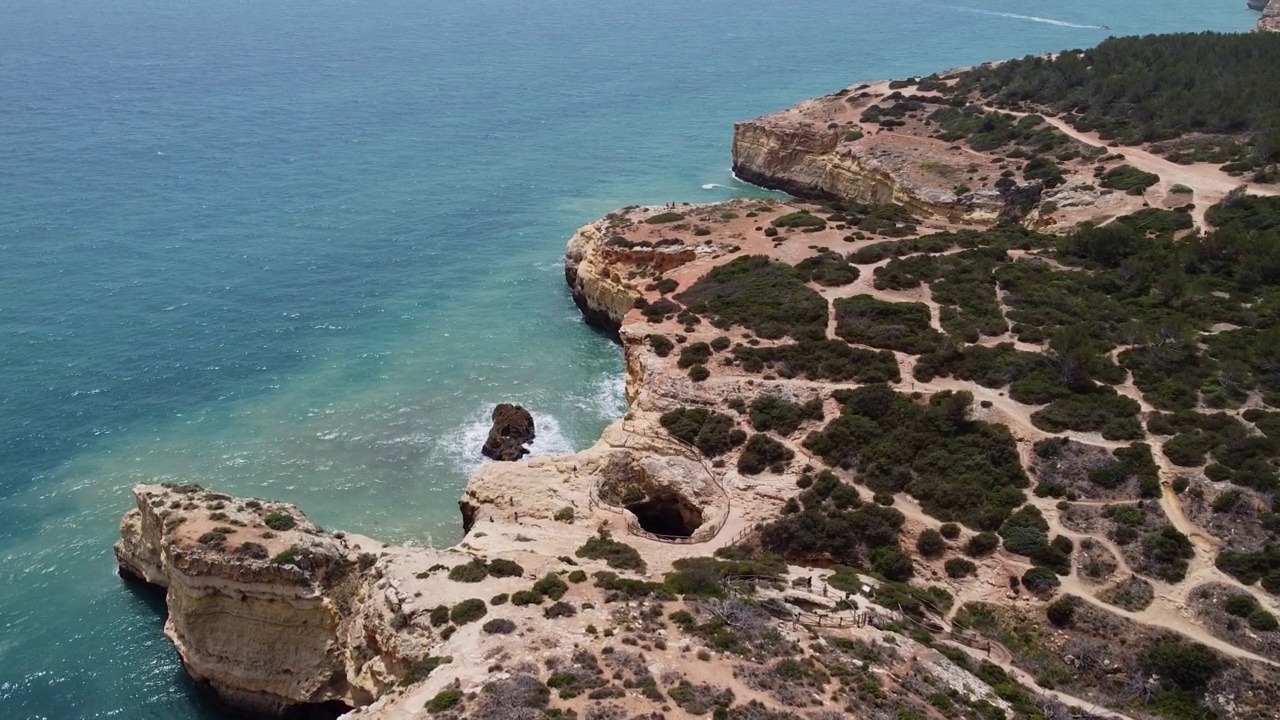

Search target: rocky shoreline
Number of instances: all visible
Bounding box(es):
[117,40,1280,720]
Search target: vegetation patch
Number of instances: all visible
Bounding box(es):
[676,255,828,340]
[576,532,646,572]
[748,395,824,436]
[833,295,944,354]
[731,339,900,383]
[659,407,746,457]
[804,385,1027,529]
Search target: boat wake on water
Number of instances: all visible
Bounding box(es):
[949,6,1108,29]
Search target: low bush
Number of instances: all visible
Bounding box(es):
[449,599,487,626]
[834,295,944,354]
[647,334,674,357]
[1100,165,1160,194]
[482,618,516,635]
[795,251,860,286]
[771,211,826,229]
[748,395,824,436]
[945,557,977,578]
[676,255,828,340]
[804,385,1027,530]
[737,433,795,475]
[543,601,577,619]
[646,211,685,224]
[966,532,1000,557]
[732,340,901,383]
[532,573,569,601]
[576,532,646,572]
[263,511,297,532]
[425,687,462,713]
[510,590,544,606]
[659,407,746,457]
[916,528,947,557]
[400,655,451,687]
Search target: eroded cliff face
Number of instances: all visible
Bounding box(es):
[731,89,1004,224]
[115,484,457,717]
[1262,0,1280,32]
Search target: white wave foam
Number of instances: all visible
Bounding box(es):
[949,6,1104,29]
[438,405,578,476]
[701,183,728,190]
[574,372,627,420]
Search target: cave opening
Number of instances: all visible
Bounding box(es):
[626,490,704,538]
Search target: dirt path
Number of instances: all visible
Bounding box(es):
[986,106,1279,230]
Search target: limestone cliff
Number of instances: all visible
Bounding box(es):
[731,84,1005,224]
[115,484,458,716]
[1262,0,1280,32]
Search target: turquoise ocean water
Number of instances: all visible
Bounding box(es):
[0,0,1258,716]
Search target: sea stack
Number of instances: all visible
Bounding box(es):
[481,403,535,461]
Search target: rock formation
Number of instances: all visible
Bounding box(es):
[1262,0,1280,32]
[731,83,1007,224]
[480,403,535,461]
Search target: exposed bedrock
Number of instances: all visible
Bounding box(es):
[481,403,535,461]
[732,115,1004,224]
[114,484,456,718]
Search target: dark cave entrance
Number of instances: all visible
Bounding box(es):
[626,490,704,538]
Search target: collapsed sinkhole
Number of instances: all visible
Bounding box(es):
[624,490,705,538]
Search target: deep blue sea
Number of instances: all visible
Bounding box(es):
[0,0,1258,716]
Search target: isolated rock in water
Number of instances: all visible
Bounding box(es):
[482,403,535,461]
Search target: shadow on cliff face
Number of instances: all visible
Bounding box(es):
[117,573,353,720]
[625,490,704,538]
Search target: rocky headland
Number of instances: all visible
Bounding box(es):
[119,33,1280,720]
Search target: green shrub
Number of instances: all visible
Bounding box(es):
[916,528,946,557]
[576,533,646,572]
[1021,567,1060,595]
[676,255,828,340]
[966,532,1000,557]
[939,522,961,540]
[795,251,860,286]
[449,599,487,625]
[678,342,713,369]
[490,593,509,606]
[1101,165,1160,194]
[400,655,451,687]
[659,407,746,457]
[425,688,462,713]
[1046,596,1075,626]
[271,545,300,566]
[510,590,544,606]
[1249,608,1278,631]
[1140,636,1224,691]
[263,511,297,531]
[567,569,587,583]
[771,211,826,229]
[646,211,685,224]
[448,558,490,583]
[487,558,524,578]
[805,386,1027,530]
[553,506,574,523]
[748,395,824,436]
[429,605,450,626]
[732,340,901,383]
[737,434,794,475]
[647,334,674,357]
[688,364,710,382]
[1225,592,1259,617]
[833,295,944,355]
[532,573,569,600]
[945,558,977,578]
[543,601,577,619]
